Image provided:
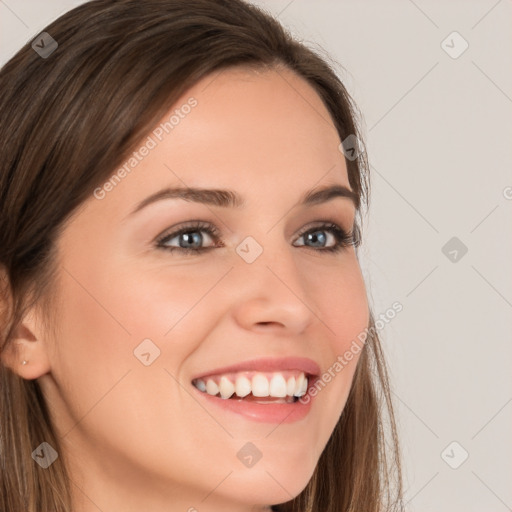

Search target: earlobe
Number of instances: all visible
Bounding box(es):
[1,312,52,380]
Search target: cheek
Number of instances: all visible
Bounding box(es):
[48,264,241,491]
[112,259,222,335]
[310,256,370,351]
[303,258,369,428]
[58,259,217,355]
[46,268,139,434]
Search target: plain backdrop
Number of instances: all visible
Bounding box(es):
[1,1,511,511]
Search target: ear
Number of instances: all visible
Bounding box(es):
[1,307,52,380]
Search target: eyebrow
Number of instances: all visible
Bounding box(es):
[128,183,359,217]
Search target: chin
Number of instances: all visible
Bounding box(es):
[222,460,316,506]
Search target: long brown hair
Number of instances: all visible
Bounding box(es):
[0,1,405,510]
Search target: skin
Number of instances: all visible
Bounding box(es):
[3,67,369,512]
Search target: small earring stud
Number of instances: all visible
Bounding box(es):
[22,360,28,365]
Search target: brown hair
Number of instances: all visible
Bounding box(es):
[0,1,405,510]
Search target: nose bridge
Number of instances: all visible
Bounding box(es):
[235,229,298,287]
[230,232,314,331]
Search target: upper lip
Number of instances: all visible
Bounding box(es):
[191,356,321,381]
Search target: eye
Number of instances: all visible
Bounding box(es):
[155,221,221,255]
[155,220,360,255]
[293,222,360,253]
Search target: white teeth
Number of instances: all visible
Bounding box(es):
[269,374,287,397]
[218,376,235,399]
[299,376,308,396]
[195,379,206,392]
[195,371,309,399]
[294,373,305,396]
[235,375,251,397]
[251,374,270,397]
[286,376,296,396]
[205,379,219,396]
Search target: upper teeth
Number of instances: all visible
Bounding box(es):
[193,371,309,399]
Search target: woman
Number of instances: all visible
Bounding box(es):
[0,1,404,510]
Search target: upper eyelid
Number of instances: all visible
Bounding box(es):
[155,221,220,243]
[296,220,349,234]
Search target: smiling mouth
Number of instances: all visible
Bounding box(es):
[192,369,310,403]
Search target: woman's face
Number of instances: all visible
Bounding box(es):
[30,67,369,511]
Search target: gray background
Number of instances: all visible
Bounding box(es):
[1,1,511,510]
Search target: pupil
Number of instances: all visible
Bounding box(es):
[308,231,325,247]
[182,232,201,248]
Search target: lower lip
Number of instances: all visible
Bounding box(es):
[192,385,315,424]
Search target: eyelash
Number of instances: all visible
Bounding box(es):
[155,220,360,255]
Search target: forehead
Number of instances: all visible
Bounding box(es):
[128,68,347,192]
[181,65,343,163]
[72,66,354,229]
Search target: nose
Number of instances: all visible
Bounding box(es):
[229,242,315,335]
